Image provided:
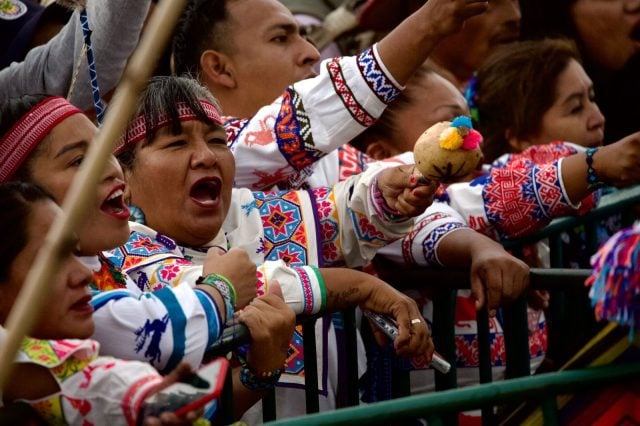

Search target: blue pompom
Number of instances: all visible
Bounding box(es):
[451,116,473,129]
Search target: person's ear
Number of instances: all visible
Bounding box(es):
[505,128,531,153]
[365,140,393,161]
[200,49,236,89]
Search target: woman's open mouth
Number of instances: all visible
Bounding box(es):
[70,295,94,315]
[100,185,130,220]
[190,177,222,209]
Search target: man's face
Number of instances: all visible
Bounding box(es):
[571,0,640,71]
[225,0,320,115]
[431,0,521,86]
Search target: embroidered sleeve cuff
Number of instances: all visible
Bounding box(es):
[401,213,467,266]
[260,261,326,315]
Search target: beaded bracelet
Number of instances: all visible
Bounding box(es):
[585,147,606,190]
[196,274,237,321]
[237,354,283,391]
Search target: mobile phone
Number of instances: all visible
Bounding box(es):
[363,310,452,374]
[141,357,229,418]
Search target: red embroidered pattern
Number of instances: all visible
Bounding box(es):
[326,59,376,127]
[115,100,222,155]
[337,145,369,181]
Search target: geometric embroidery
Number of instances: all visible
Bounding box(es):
[310,187,342,265]
[337,144,370,181]
[421,220,464,266]
[254,190,309,267]
[402,213,446,265]
[356,47,401,105]
[327,58,376,128]
[483,161,546,239]
[105,230,176,270]
[483,142,581,239]
[223,116,249,150]
[275,88,324,172]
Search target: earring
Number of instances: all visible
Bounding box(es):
[128,204,146,224]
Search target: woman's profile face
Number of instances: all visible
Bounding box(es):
[528,59,605,148]
[27,113,131,254]
[125,119,235,247]
[0,200,95,340]
[571,0,640,71]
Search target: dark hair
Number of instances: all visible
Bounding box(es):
[519,0,578,41]
[172,0,234,77]
[350,66,437,152]
[475,38,581,162]
[0,182,55,282]
[0,94,50,181]
[117,76,221,169]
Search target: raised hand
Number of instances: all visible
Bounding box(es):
[422,0,490,38]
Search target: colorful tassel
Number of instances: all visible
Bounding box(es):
[586,223,640,338]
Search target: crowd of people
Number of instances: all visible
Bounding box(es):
[0,0,639,424]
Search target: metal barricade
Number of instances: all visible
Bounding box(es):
[209,185,640,424]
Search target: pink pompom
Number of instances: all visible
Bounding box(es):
[462,129,483,150]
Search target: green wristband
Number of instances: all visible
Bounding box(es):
[196,274,237,319]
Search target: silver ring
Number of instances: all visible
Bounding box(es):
[410,318,421,325]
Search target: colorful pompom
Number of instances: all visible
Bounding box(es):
[462,129,483,150]
[439,127,463,150]
[451,116,473,130]
[586,223,640,338]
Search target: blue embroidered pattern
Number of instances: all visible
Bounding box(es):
[356,47,401,104]
[421,221,465,265]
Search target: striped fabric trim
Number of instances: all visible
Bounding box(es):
[194,288,224,349]
[90,289,133,310]
[356,45,402,105]
[154,287,187,374]
[326,58,377,127]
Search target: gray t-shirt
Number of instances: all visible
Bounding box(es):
[0,0,151,110]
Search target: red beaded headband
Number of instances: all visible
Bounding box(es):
[0,97,83,183]
[114,99,223,155]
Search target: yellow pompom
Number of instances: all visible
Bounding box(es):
[438,127,463,150]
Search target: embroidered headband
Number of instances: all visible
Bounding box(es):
[114,99,223,156]
[0,96,83,183]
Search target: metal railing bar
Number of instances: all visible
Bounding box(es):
[502,185,640,249]
[265,362,640,426]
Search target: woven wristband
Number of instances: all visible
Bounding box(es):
[585,147,606,190]
[196,274,237,320]
[237,354,283,391]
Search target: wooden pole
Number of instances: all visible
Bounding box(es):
[0,0,189,391]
